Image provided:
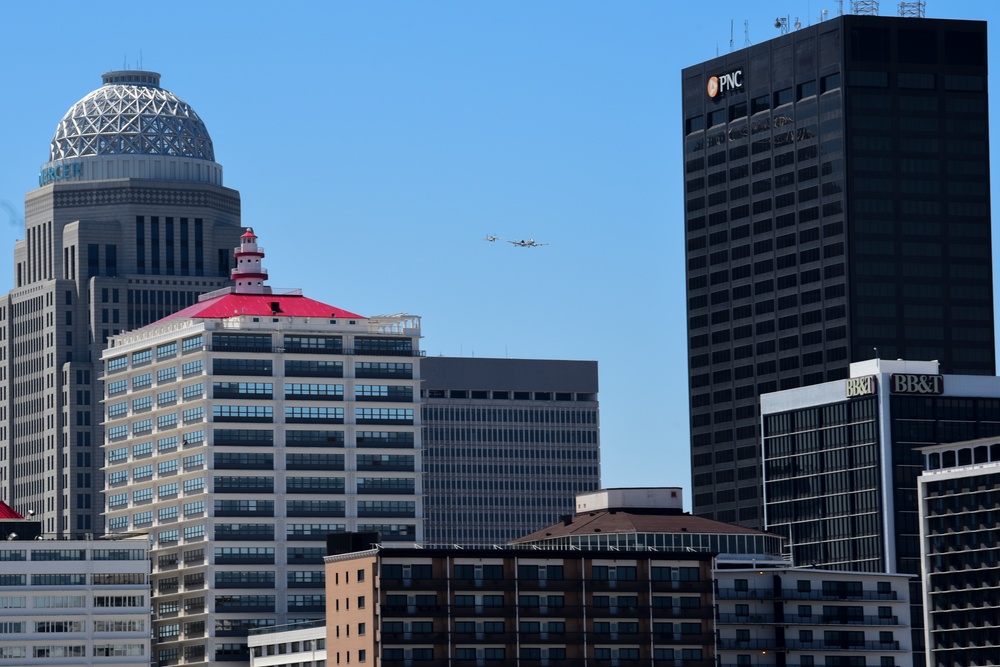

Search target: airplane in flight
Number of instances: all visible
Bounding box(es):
[483,235,502,242]
[507,238,548,248]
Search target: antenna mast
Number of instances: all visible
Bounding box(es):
[852,0,879,15]
[744,20,752,47]
[898,0,926,18]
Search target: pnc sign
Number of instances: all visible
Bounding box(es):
[708,69,743,98]
[845,375,877,398]
[39,162,84,187]
[890,373,944,395]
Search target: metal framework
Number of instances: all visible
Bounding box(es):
[49,71,214,162]
[898,0,926,18]
[852,0,879,15]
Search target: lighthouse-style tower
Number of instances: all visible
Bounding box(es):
[232,227,268,294]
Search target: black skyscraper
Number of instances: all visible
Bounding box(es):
[683,16,994,527]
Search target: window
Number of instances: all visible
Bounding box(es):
[183,383,204,399]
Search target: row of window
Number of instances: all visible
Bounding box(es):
[0,620,145,634]
[0,573,146,586]
[0,645,145,659]
[0,595,145,609]
[0,549,145,562]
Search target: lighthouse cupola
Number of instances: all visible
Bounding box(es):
[231,227,268,294]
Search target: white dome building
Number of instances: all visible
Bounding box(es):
[2,70,243,541]
[40,71,223,186]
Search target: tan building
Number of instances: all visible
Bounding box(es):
[325,540,716,666]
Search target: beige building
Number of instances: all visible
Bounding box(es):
[1,70,243,535]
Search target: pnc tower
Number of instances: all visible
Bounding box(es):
[682,16,995,527]
[0,71,243,535]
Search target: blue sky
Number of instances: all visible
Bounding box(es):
[1,1,998,508]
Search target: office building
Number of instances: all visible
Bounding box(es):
[683,15,994,529]
[248,620,326,667]
[421,356,600,544]
[761,358,1000,665]
[0,502,150,666]
[918,439,1000,667]
[1,70,244,535]
[101,229,423,666]
[714,555,912,667]
[323,490,777,666]
[322,492,905,667]
[325,536,719,666]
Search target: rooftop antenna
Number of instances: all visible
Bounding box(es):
[744,20,752,47]
[837,0,844,14]
[139,49,143,69]
[775,16,790,34]
[898,0,925,18]
[794,16,802,29]
[852,0,879,15]
[820,8,829,21]
[730,19,734,52]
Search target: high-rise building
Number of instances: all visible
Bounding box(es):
[420,356,600,545]
[682,16,995,529]
[0,502,151,667]
[320,492,911,667]
[101,230,423,666]
[760,358,1000,665]
[714,555,912,667]
[0,71,243,535]
[917,438,1000,667]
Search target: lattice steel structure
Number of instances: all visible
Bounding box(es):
[852,0,880,15]
[898,0,926,18]
[50,71,214,162]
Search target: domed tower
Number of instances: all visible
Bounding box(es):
[1,71,243,536]
[41,70,223,187]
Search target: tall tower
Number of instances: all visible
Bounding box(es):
[682,16,994,528]
[102,229,423,666]
[0,71,243,535]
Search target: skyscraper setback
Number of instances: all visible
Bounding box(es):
[683,15,995,527]
[0,71,243,534]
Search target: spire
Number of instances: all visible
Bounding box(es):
[231,227,269,294]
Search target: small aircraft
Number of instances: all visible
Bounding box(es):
[483,235,502,242]
[507,238,548,248]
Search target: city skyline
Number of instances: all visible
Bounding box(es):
[2,1,999,504]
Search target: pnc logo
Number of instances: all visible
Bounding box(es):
[708,69,743,98]
[707,76,720,97]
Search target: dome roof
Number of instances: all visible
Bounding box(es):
[49,71,214,162]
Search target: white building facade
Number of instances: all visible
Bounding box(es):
[101,230,423,666]
[714,557,913,667]
[0,536,150,666]
[918,440,1000,667]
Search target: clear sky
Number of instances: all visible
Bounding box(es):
[0,1,998,508]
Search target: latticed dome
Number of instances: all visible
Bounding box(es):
[49,71,214,162]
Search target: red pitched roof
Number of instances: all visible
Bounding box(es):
[158,293,365,322]
[0,500,24,520]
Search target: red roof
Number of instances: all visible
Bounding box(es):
[511,509,773,544]
[158,292,365,322]
[0,500,24,520]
